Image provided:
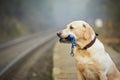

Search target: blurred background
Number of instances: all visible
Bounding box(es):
[0,0,118,35]
[0,0,119,51]
[0,0,120,80]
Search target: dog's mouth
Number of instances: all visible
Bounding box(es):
[59,35,71,43]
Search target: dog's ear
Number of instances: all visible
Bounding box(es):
[83,24,94,40]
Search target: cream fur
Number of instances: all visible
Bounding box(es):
[58,20,120,80]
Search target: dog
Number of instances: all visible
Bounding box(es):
[57,20,120,80]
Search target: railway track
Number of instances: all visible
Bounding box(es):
[0,30,56,49]
[0,31,56,80]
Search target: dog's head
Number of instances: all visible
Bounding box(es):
[57,21,95,48]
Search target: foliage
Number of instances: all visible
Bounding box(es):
[0,16,30,43]
[0,0,30,43]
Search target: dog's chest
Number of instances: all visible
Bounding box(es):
[75,49,92,63]
[75,49,112,77]
[75,49,102,68]
[75,54,95,65]
[75,52,103,79]
[75,49,107,68]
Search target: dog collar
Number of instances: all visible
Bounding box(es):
[69,34,98,56]
[82,34,98,50]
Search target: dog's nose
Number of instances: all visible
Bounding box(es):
[57,32,62,37]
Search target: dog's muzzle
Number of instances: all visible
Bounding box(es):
[57,32,71,43]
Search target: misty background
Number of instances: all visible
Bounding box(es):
[0,0,120,45]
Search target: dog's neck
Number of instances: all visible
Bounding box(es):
[82,35,96,50]
[76,34,104,54]
[77,34,96,50]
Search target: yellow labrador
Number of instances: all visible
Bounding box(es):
[57,20,120,80]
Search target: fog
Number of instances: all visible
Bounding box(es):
[0,0,119,43]
[19,0,108,30]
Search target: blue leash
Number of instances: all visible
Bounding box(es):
[69,34,78,48]
[59,34,78,56]
[69,34,78,56]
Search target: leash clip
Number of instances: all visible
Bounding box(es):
[70,48,74,57]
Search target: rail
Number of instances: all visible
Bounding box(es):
[0,33,56,79]
[0,29,57,49]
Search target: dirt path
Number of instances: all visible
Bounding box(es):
[105,45,120,70]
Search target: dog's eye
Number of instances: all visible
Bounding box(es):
[83,24,86,28]
[70,25,74,29]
